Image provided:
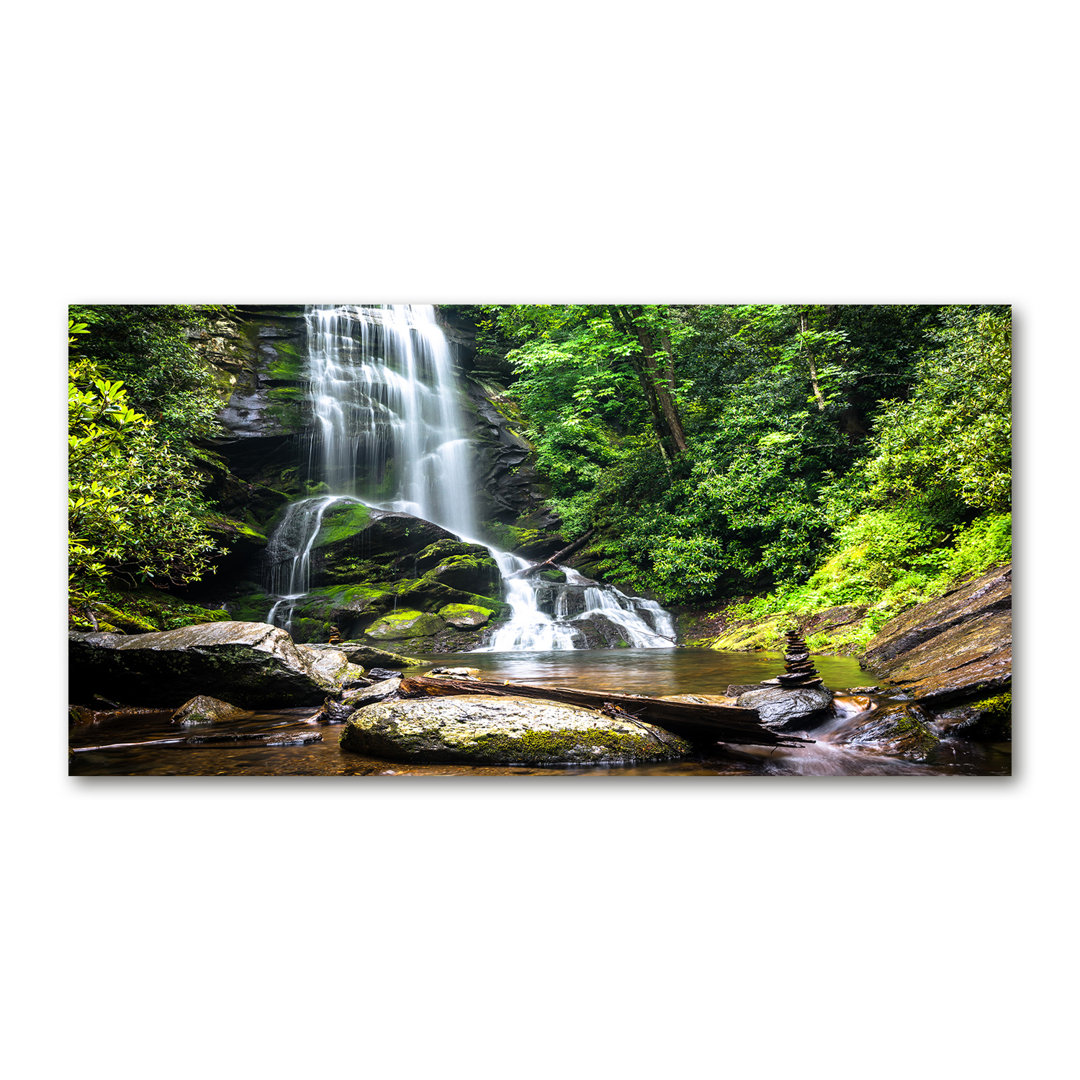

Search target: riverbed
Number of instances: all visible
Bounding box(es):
[69,648,1010,777]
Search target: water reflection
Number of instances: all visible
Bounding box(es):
[68,649,1009,777]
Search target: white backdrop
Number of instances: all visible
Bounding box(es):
[4,3,1073,1078]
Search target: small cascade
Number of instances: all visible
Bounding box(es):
[479,560,675,651]
[263,304,677,650]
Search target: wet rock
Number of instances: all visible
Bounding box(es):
[295,643,351,686]
[832,701,940,762]
[367,667,402,681]
[926,691,1012,741]
[428,667,482,678]
[68,621,348,707]
[340,696,690,765]
[726,684,766,697]
[735,686,835,732]
[861,564,1011,713]
[170,695,246,727]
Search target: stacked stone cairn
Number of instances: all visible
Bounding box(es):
[772,630,824,689]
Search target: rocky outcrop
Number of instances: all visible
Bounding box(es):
[340,695,690,765]
[861,564,1011,719]
[69,621,350,707]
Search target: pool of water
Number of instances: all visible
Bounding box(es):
[68,648,1010,777]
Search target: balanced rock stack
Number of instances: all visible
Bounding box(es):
[776,630,824,689]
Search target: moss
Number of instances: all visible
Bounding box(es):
[438,602,496,628]
[364,609,445,640]
[710,615,787,652]
[313,502,372,547]
[972,690,1011,719]
[83,587,234,633]
[469,726,674,763]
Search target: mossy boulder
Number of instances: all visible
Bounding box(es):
[412,539,487,573]
[364,609,445,641]
[340,696,690,765]
[438,603,495,629]
[423,552,500,594]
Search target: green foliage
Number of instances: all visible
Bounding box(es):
[68,311,226,598]
[868,307,1011,512]
[489,304,1011,613]
[68,304,223,443]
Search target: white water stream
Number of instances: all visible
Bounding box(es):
[264,304,675,650]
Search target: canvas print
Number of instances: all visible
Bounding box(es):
[67,304,1012,776]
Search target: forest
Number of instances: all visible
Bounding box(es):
[67,303,1012,777]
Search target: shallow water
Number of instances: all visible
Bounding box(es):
[68,649,1010,777]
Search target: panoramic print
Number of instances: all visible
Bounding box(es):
[67,304,1012,776]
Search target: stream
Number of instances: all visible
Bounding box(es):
[69,648,1010,777]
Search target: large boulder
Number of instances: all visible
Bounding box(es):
[340,696,690,765]
[735,685,835,732]
[69,621,349,707]
[861,564,1011,709]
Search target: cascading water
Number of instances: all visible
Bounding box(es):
[264,304,675,650]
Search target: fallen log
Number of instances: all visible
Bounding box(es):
[397,675,810,748]
[510,530,595,578]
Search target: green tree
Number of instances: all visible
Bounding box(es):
[68,314,225,599]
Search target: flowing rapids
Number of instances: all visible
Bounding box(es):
[264,304,675,649]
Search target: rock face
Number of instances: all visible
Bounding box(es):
[69,621,349,707]
[735,685,835,732]
[861,564,1012,715]
[340,696,690,765]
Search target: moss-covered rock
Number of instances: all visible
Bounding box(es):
[412,539,488,573]
[312,502,373,548]
[364,609,445,640]
[438,603,495,628]
[340,696,690,765]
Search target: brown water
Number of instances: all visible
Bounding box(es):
[68,649,1010,777]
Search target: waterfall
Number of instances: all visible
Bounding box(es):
[263,304,676,650]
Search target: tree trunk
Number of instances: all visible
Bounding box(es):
[608,305,688,457]
[510,530,595,578]
[396,675,810,748]
[799,309,827,411]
